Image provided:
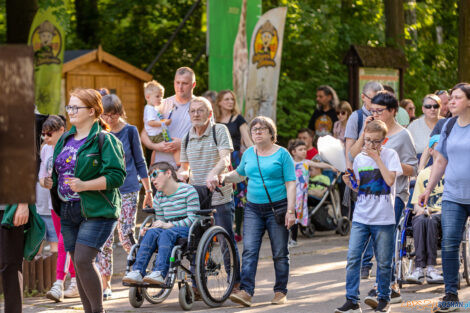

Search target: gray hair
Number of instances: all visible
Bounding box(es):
[362,81,384,96]
[249,116,277,142]
[175,67,196,83]
[190,96,213,112]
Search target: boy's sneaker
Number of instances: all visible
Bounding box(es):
[361,267,371,279]
[364,288,378,309]
[335,299,362,313]
[230,289,252,307]
[406,267,424,284]
[46,281,64,302]
[374,299,391,313]
[122,270,143,284]
[288,240,298,248]
[432,293,459,312]
[64,279,79,298]
[271,292,287,305]
[426,267,444,284]
[143,271,165,285]
[390,287,402,304]
[103,288,112,300]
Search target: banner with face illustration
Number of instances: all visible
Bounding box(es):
[28,8,65,114]
[244,7,287,123]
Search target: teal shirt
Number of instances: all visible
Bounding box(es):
[236,146,296,204]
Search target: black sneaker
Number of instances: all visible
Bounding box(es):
[364,288,378,309]
[361,267,371,279]
[374,299,390,312]
[433,293,460,312]
[335,299,362,313]
[390,288,402,304]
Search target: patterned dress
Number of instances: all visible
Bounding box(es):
[294,160,309,227]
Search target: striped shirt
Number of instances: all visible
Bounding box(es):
[153,183,200,227]
[180,123,233,205]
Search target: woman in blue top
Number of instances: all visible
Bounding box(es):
[419,83,470,313]
[220,116,296,307]
[98,94,152,299]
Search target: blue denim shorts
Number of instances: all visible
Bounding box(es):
[60,201,117,252]
[40,214,58,242]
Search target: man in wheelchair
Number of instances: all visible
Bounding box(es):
[407,135,444,284]
[122,162,200,285]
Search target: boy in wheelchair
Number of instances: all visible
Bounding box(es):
[406,135,444,284]
[122,162,200,285]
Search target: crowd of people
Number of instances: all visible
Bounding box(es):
[1,64,469,313]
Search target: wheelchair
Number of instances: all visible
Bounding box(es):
[123,187,238,311]
[394,208,470,289]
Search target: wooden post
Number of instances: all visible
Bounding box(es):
[44,254,51,290]
[51,252,57,287]
[29,259,35,291]
[459,0,470,82]
[36,256,44,293]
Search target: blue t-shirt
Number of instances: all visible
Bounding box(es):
[236,146,296,204]
[436,119,470,204]
[113,124,148,194]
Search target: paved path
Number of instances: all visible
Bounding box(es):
[12,230,470,313]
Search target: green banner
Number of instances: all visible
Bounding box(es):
[28,7,65,115]
[208,0,261,92]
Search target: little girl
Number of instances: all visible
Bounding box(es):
[287,139,337,247]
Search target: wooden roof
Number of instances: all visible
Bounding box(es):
[62,45,152,81]
[343,45,408,69]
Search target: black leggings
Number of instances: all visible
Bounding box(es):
[71,243,104,313]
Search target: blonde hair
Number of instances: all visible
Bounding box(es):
[423,94,442,106]
[144,80,164,96]
[214,90,240,122]
[364,120,388,138]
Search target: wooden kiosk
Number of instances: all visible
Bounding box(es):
[343,45,408,109]
[62,46,152,130]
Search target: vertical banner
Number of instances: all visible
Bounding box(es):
[208,0,261,92]
[244,7,287,123]
[28,8,65,114]
[232,0,248,110]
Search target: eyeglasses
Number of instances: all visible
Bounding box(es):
[65,105,89,114]
[41,131,53,137]
[149,169,166,179]
[363,93,373,100]
[251,126,268,134]
[364,138,384,145]
[423,104,440,110]
[370,108,386,115]
[337,111,347,116]
[102,113,120,119]
[189,109,207,116]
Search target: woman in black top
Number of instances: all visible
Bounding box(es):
[214,90,253,241]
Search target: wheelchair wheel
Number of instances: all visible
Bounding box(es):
[336,217,351,236]
[300,222,315,238]
[178,283,194,311]
[195,226,236,307]
[143,272,175,304]
[395,224,415,289]
[129,287,144,308]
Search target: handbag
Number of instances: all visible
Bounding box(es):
[255,148,287,225]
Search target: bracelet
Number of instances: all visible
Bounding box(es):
[145,190,153,193]
[287,210,295,214]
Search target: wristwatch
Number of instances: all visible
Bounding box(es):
[287,210,295,214]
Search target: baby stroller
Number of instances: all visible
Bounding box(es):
[123,186,237,311]
[300,171,351,238]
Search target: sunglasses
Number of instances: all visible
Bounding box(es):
[149,169,166,179]
[42,132,53,137]
[423,104,440,109]
[337,111,347,116]
[435,90,448,96]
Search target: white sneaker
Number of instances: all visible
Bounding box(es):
[426,267,444,284]
[406,267,424,284]
[46,281,64,302]
[143,271,165,285]
[122,270,143,284]
[64,279,79,298]
[103,288,112,300]
[288,240,298,248]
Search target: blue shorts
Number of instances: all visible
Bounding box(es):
[59,201,117,252]
[40,214,58,243]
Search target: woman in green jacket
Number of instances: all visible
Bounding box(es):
[49,88,126,313]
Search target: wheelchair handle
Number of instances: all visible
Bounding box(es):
[143,206,154,214]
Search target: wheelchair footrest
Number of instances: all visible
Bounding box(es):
[122,281,173,289]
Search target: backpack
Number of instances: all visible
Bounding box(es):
[444,116,458,138]
[184,124,218,150]
[355,109,365,138]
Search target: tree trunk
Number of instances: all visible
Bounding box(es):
[75,0,100,47]
[404,0,417,43]
[6,0,38,43]
[459,0,470,82]
[384,0,405,48]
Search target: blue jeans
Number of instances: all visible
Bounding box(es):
[240,200,290,296]
[361,197,404,274]
[60,201,117,252]
[213,201,241,283]
[441,200,470,295]
[133,226,189,277]
[346,222,395,303]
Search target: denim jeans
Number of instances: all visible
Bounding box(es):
[346,222,395,303]
[441,200,470,295]
[213,201,241,283]
[240,200,290,296]
[361,197,404,276]
[133,226,189,277]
